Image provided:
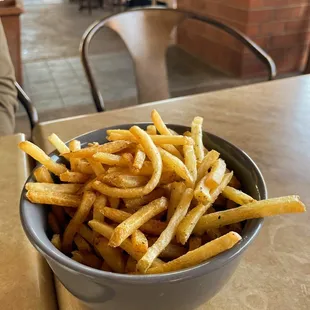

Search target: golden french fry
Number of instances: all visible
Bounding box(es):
[132,230,148,253]
[25,182,82,194]
[132,148,146,171]
[109,197,168,247]
[107,130,137,142]
[177,173,233,244]
[92,126,162,198]
[102,207,167,235]
[197,150,220,182]
[108,197,120,209]
[101,261,113,272]
[105,174,148,189]
[158,147,194,188]
[146,125,157,135]
[64,140,133,158]
[89,220,164,267]
[74,234,92,252]
[148,238,186,259]
[71,250,102,269]
[48,212,61,234]
[194,174,212,203]
[79,224,94,245]
[51,205,66,229]
[19,141,67,176]
[191,116,204,163]
[86,158,105,176]
[93,195,107,222]
[123,188,165,209]
[94,237,125,273]
[151,110,171,135]
[92,153,128,167]
[137,188,193,273]
[222,186,255,205]
[51,234,62,251]
[147,232,241,274]
[204,159,226,189]
[76,160,94,175]
[167,182,186,221]
[48,133,70,154]
[63,191,96,253]
[121,153,134,168]
[159,171,179,185]
[150,135,194,146]
[26,191,81,207]
[183,145,197,183]
[60,171,90,183]
[34,166,54,183]
[69,140,81,172]
[188,236,202,251]
[125,256,137,273]
[160,144,183,160]
[194,195,306,234]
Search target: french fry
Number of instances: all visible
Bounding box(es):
[160,144,183,160]
[87,158,105,176]
[19,141,67,176]
[26,191,81,207]
[158,148,194,188]
[188,236,202,251]
[92,126,162,198]
[48,212,61,234]
[167,182,186,221]
[222,186,255,205]
[103,173,148,189]
[194,195,306,234]
[25,182,82,194]
[159,171,179,185]
[107,130,137,142]
[89,220,163,267]
[121,153,134,168]
[101,207,167,235]
[150,135,194,146]
[137,188,193,273]
[132,230,148,252]
[177,173,233,244]
[63,140,133,158]
[204,159,226,189]
[123,188,165,209]
[69,140,81,172]
[93,153,128,167]
[132,148,146,172]
[148,238,186,259]
[48,133,70,154]
[63,191,96,253]
[109,197,168,247]
[79,224,94,245]
[74,234,92,252]
[34,166,54,183]
[108,197,120,209]
[194,174,212,203]
[51,205,66,229]
[94,237,125,273]
[101,261,113,272]
[93,195,107,222]
[197,150,220,182]
[191,116,204,163]
[51,234,62,251]
[147,232,241,274]
[71,251,102,269]
[183,145,197,184]
[125,256,137,273]
[76,160,94,175]
[60,171,90,183]
[151,110,171,135]
[146,125,157,135]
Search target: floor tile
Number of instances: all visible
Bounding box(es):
[62,93,93,107]
[27,68,53,83]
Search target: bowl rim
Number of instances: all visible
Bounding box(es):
[20,123,267,284]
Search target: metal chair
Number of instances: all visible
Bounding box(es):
[15,82,39,130]
[80,7,277,112]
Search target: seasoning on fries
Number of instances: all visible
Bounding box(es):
[19,109,306,275]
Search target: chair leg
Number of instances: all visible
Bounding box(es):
[304,49,310,74]
[88,0,92,14]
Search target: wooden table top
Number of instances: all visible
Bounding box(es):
[33,75,310,310]
[0,134,56,310]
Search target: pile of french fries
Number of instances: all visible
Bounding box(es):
[19,110,306,274]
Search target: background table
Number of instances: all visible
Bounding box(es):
[0,134,57,310]
[32,76,310,309]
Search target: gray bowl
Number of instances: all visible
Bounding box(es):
[20,123,267,310]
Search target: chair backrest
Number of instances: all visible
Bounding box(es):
[81,8,276,112]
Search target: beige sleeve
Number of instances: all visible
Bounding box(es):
[0,19,18,136]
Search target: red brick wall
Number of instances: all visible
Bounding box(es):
[177,0,310,77]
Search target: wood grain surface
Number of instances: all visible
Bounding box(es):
[34,75,310,310]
